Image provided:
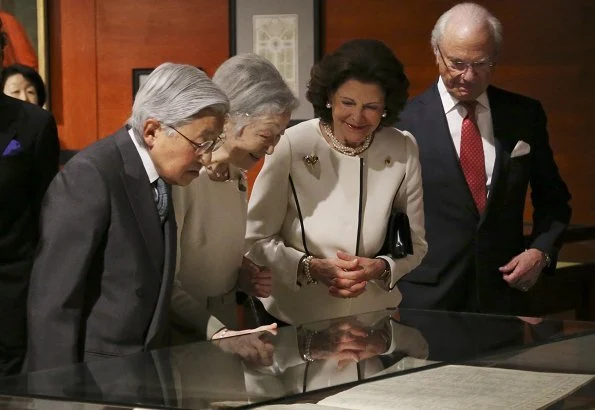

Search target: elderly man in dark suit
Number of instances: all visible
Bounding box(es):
[27,62,229,371]
[0,18,59,376]
[396,2,571,315]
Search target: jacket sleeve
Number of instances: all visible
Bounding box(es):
[27,157,109,371]
[245,136,304,291]
[526,102,571,270]
[381,131,428,287]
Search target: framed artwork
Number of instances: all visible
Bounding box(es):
[229,0,322,123]
[0,0,49,103]
[131,68,154,101]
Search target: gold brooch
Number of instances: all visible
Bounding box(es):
[303,154,319,168]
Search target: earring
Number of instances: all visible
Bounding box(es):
[381,111,387,118]
[326,102,332,109]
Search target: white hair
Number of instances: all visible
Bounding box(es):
[431,2,503,55]
[127,62,229,144]
[212,53,298,133]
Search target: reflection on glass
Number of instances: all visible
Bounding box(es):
[0,309,593,409]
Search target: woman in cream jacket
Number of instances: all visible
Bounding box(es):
[171,54,299,341]
[245,40,427,325]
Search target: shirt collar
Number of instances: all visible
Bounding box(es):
[437,76,490,114]
[128,128,159,183]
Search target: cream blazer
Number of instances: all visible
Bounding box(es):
[246,119,427,324]
[171,166,247,340]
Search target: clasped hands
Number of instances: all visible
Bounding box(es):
[302,318,391,368]
[309,250,386,299]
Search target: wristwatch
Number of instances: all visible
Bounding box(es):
[543,252,552,268]
[377,258,391,285]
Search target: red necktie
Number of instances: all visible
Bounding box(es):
[460,101,487,213]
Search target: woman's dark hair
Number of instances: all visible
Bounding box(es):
[0,63,47,107]
[306,39,409,126]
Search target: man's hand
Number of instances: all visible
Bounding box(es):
[500,248,547,291]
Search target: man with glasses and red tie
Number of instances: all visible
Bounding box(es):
[26,63,229,371]
[395,2,571,315]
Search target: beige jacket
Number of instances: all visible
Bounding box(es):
[171,166,247,340]
[246,119,427,325]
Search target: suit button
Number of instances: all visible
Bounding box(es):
[136,289,143,298]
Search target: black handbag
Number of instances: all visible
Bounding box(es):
[383,209,413,258]
[381,173,413,259]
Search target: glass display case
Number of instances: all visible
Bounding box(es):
[0,308,593,409]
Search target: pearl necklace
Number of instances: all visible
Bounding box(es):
[321,122,372,156]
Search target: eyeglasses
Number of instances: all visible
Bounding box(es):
[437,46,495,75]
[165,124,224,155]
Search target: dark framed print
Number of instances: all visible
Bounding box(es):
[131,68,154,101]
[229,0,322,123]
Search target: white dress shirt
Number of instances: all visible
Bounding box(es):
[128,127,159,184]
[437,78,496,190]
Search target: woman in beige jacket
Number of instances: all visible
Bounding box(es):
[245,40,428,325]
[171,54,299,341]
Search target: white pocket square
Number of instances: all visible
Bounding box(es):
[511,140,531,157]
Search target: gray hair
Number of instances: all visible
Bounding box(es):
[212,53,298,131]
[431,2,503,55]
[127,62,229,144]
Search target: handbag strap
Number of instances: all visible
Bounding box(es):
[291,157,365,257]
[289,174,310,256]
[390,171,407,213]
[395,172,406,198]
[355,157,364,256]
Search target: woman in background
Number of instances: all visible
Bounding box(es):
[245,39,428,325]
[171,54,299,341]
[1,63,46,107]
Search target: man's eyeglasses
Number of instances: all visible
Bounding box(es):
[437,46,495,75]
[165,124,224,155]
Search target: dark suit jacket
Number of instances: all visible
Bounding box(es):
[395,84,571,314]
[0,95,59,372]
[27,127,176,371]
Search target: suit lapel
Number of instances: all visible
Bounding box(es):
[483,87,513,220]
[114,129,164,275]
[424,86,478,217]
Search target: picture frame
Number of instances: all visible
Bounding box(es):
[0,0,49,105]
[131,68,154,101]
[36,0,48,86]
[229,0,322,124]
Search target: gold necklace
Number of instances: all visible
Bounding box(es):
[321,122,372,156]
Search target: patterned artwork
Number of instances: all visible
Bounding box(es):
[253,14,299,97]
